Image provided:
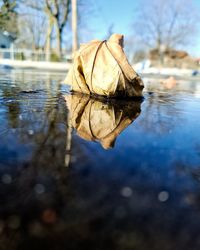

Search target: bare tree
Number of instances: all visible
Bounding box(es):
[16,0,92,60]
[44,0,71,59]
[132,0,199,53]
[17,11,47,51]
[17,1,48,55]
[18,0,71,60]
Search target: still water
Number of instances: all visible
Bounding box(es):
[0,69,200,250]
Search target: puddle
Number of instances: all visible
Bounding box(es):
[0,70,200,250]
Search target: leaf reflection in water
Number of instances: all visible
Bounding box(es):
[64,93,142,149]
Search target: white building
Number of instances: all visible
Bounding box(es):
[0,31,15,59]
[0,31,15,48]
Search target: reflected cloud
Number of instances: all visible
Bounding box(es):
[64,94,142,149]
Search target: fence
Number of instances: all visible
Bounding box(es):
[0,48,71,62]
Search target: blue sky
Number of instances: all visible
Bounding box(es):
[87,0,137,40]
[86,0,200,56]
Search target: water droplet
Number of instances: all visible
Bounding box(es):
[1,174,12,184]
[158,191,169,202]
[121,187,133,197]
[34,184,45,194]
[28,130,34,135]
[41,209,57,224]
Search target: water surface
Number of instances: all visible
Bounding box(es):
[0,70,200,250]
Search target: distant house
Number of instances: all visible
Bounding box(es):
[0,31,15,48]
[149,48,198,69]
[0,31,16,59]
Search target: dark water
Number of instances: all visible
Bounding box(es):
[0,70,200,250]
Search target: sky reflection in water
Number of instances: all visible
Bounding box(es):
[0,70,200,250]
